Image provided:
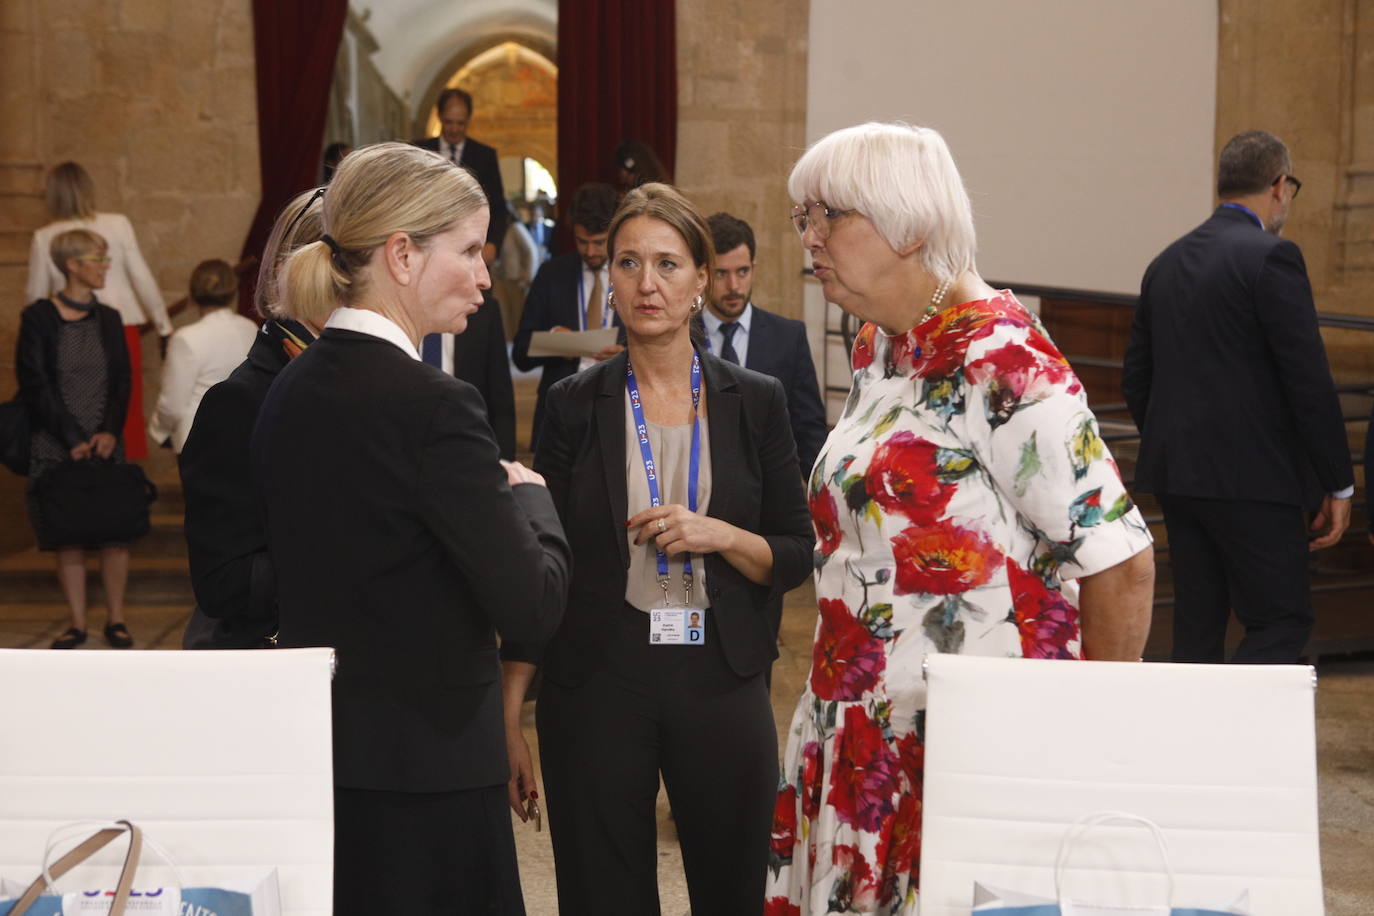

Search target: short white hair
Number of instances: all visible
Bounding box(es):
[788,122,976,284]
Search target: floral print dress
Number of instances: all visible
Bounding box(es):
[765,292,1153,916]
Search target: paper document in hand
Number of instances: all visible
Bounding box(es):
[527,328,619,358]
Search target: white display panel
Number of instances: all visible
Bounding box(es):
[805,1,1218,295]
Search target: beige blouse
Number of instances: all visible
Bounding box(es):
[624,396,713,611]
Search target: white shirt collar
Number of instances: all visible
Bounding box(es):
[702,301,753,335]
[326,307,421,360]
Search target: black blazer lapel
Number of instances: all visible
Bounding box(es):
[595,353,631,569]
[701,350,742,524]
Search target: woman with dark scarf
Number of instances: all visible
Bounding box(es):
[180,188,326,649]
[18,228,134,649]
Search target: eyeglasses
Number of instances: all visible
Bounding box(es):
[74,256,112,265]
[1273,173,1302,199]
[790,201,853,240]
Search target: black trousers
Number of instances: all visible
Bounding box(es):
[333,783,524,915]
[536,603,777,916]
[1157,494,1314,663]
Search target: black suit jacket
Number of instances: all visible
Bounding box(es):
[743,305,829,476]
[511,253,615,450]
[180,328,290,649]
[17,299,129,448]
[503,348,813,686]
[251,328,571,792]
[414,136,507,248]
[1123,205,1353,506]
[453,290,516,460]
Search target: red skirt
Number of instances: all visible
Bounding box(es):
[122,325,147,460]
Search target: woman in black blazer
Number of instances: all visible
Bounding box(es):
[17,228,134,650]
[250,143,572,915]
[502,183,813,915]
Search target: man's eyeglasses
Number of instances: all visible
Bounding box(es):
[1273,173,1302,199]
[790,201,853,240]
[74,256,112,265]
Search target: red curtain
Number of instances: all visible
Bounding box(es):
[238,0,349,317]
[556,0,677,230]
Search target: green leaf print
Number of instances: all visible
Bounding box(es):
[1067,414,1104,480]
[934,446,980,483]
[863,404,904,442]
[1104,491,1134,522]
[922,596,966,653]
[860,602,895,639]
[1069,487,1105,528]
[1013,432,1043,497]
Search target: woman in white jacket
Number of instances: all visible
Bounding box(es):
[27,162,171,460]
[148,260,257,454]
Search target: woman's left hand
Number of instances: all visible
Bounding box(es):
[628,504,736,557]
[506,725,537,821]
[89,432,117,459]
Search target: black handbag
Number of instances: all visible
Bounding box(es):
[0,398,29,476]
[33,458,157,547]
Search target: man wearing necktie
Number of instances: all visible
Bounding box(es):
[419,289,517,460]
[513,183,624,453]
[703,212,827,478]
[413,88,507,263]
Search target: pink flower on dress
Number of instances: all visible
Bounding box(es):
[811,598,886,700]
[827,706,900,833]
[801,740,823,820]
[811,485,843,557]
[1007,559,1081,659]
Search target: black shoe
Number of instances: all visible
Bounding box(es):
[104,622,134,649]
[51,627,87,649]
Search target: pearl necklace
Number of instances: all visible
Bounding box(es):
[923,278,952,318]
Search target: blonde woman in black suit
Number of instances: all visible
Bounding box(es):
[251,142,571,915]
[502,183,813,915]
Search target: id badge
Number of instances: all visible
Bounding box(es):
[649,608,706,646]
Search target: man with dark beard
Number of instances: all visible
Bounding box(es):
[704,212,827,477]
[513,183,623,452]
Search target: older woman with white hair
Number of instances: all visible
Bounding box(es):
[765,123,1156,914]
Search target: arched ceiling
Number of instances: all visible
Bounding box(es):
[357,0,557,119]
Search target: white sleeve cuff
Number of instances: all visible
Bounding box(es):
[1332,485,1354,500]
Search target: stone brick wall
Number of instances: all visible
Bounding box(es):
[675,0,810,321]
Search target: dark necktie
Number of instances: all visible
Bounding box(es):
[718,321,741,365]
[449,143,459,163]
[422,333,443,369]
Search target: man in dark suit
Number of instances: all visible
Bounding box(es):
[704,212,827,476]
[414,88,507,261]
[419,289,517,459]
[512,183,622,452]
[1123,130,1354,664]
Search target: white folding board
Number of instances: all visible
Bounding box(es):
[919,655,1323,915]
[0,648,334,916]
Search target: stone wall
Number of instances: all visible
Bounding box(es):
[0,0,259,552]
[675,0,810,321]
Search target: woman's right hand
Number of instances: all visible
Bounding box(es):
[506,726,538,821]
[502,459,546,488]
[69,441,92,461]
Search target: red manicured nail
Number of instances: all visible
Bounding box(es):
[529,790,538,799]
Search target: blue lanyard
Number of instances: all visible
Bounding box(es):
[1220,202,1263,228]
[626,353,703,606]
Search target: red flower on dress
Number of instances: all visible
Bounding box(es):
[833,843,879,910]
[827,705,900,833]
[1007,559,1081,659]
[890,521,1002,596]
[964,339,1078,418]
[811,485,843,557]
[764,897,801,916]
[914,295,1026,378]
[864,431,953,526]
[801,740,823,820]
[897,730,925,788]
[875,791,923,887]
[852,322,877,371]
[811,598,886,700]
[771,785,798,859]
